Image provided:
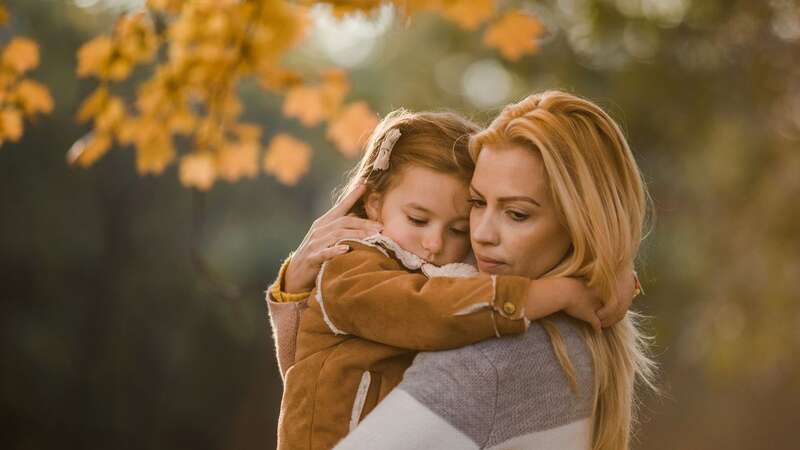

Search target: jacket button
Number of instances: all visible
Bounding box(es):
[502,302,516,315]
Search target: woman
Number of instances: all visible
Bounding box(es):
[269,90,654,449]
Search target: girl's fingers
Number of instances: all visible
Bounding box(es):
[311,245,350,265]
[325,229,374,248]
[320,184,368,223]
[329,215,382,232]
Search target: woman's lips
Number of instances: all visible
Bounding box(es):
[475,254,506,270]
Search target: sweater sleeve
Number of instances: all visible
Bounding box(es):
[315,242,531,350]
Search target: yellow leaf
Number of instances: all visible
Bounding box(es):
[2,38,40,74]
[483,10,544,61]
[0,5,9,26]
[179,152,216,190]
[0,108,23,143]
[234,123,262,142]
[66,132,112,167]
[282,85,325,127]
[217,139,259,182]
[282,70,351,127]
[76,36,115,79]
[77,86,110,123]
[14,79,54,116]
[320,68,350,114]
[136,132,175,174]
[94,96,126,132]
[168,108,196,135]
[441,0,494,30]
[326,101,378,157]
[263,133,311,186]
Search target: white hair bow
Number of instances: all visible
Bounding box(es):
[373,128,401,171]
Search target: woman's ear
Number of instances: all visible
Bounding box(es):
[364,191,382,221]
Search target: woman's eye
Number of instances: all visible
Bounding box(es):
[468,198,485,208]
[407,216,427,226]
[507,210,529,221]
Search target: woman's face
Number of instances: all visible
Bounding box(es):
[469,143,572,278]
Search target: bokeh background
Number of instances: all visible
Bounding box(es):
[2,0,799,449]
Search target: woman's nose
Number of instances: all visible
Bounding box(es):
[471,209,499,246]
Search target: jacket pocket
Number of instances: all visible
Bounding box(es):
[348,371,372,431]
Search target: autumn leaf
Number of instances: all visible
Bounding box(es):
[217,140,259,182]
[263,133,311,185]
[483,10,544,61]
[179,153,216,190]
[14,79,54,116]
[0,5,9,26]
[326,101,378,157]
[135,131,175,174]
[66,132,112,167]
[0,108,23,144]
[440,0,494,30]
[76,36,117,79]
[2,38,40,73]
[282,85,325,127]
[94,96,126,132]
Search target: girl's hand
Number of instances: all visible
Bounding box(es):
[597,268,639,327]
[524,277,603,332]
[284,184,383,293]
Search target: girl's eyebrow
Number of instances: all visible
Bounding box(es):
[406,203,432,214]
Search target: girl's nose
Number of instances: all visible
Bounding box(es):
[422,231,443,257]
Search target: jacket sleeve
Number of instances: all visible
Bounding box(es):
[264,255,311,381]
[315,242,531,350]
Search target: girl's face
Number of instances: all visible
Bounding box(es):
[469,143,572,278]
[365,165,471,266]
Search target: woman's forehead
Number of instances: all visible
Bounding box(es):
[472,144,547,197]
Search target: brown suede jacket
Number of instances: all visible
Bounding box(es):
[268,234,532,450]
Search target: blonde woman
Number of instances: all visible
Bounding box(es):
[273,90,653,449]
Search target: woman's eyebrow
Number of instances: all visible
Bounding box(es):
[499,196,541,207]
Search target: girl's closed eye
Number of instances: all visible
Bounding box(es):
[449,226,468,235]
[407,215,428,226]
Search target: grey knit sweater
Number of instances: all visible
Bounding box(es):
[334,313,594,449]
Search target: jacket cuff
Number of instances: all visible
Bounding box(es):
[491,275,531,335]
[267,253,312,303]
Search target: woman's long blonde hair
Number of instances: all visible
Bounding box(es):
[470,90,658,450]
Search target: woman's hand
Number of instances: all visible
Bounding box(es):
[283,184,383,293]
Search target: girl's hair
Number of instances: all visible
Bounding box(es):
[469,90,658,450]
[335,109,481,216]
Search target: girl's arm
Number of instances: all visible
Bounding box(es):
[316,242,591,350]
[265,254,311,381]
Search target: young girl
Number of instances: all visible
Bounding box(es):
[268,110,607,450]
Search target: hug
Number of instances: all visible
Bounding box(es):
[267,90,656,450]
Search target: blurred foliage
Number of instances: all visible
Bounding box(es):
[0,2,54,145]
[1,0,799,449]
[66,0,545,190]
